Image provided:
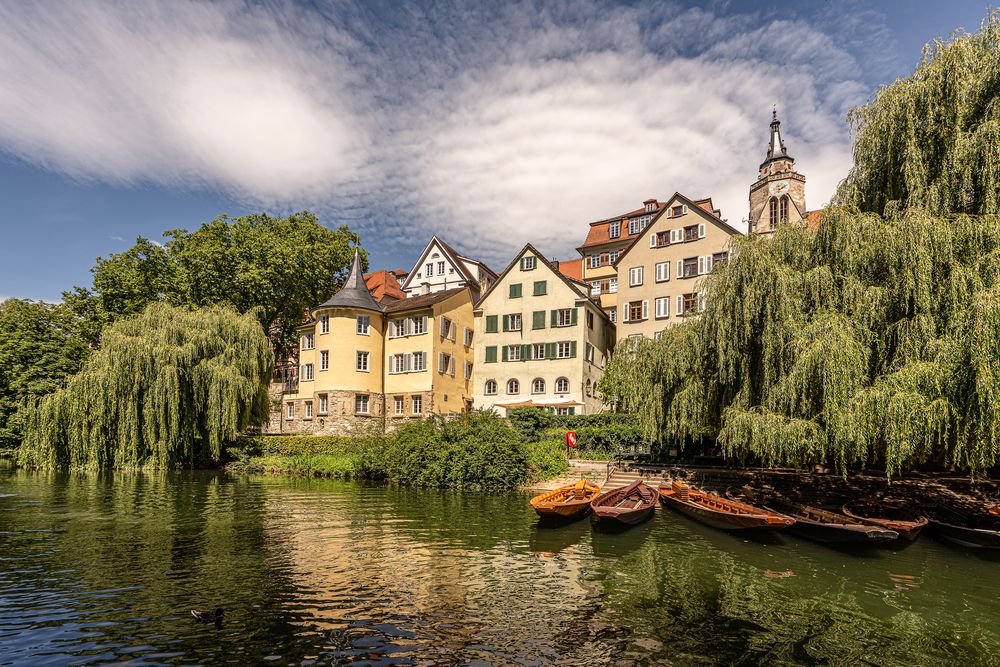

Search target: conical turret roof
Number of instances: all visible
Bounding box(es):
[317,249,384,312]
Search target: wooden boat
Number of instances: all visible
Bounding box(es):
[925,503,1000,549]
[760,497,899,544]
[842,499,928,542]
[590,480,657,527]
[530,479,601,521]
[658,481,794,531]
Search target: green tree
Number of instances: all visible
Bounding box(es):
[66,211,364,356]
[0,299,90,449]
[18,303,273,469]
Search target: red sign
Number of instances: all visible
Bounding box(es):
[564,431,578,448]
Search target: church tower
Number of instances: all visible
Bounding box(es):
[749,109,806,235]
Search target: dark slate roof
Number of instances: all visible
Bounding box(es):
[384,287,468,313]
[317,250,384,313]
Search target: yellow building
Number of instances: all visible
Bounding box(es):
[384,287,476,421]
[473,244,615,416]
[613,192,742,340]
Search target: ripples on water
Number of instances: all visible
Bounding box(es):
[1,468,999,665]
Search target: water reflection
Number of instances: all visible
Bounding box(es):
[1,467,1000,665]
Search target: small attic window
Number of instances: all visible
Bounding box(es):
[431,252,440,258]
[645,201,656,212]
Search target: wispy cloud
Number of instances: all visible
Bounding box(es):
[0,0,887,267]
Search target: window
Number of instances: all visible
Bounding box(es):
[640,215,652,229]
[286,402,295,418]
[671,205,684,217]
[586,311,594,329]
[555,308,574,327]
[533,343,546,360]
[509,283,522,298]
[683,225,699,242]
[712,251,729,270]
[438,352,455,375]
[533,280,547,296]
[769,197,779,230]
[629,218,640,235]
[609,308,617,323]
[656,231,670,247]
[655,261,670,282]
[609,277,618,293]
[320,315,329,334]
[320,350,329,371]
[609,221,621,238]
[780,196,789,224]
[319,394,328,414]
[355,394,370,414]
[682,292,698,314]
[437,261,445,275]
[412,351,427,371]
[411,395,423,414]
[532,378,546,394]
[586,342,595,363]
[556,342,573,358]
[465,361,473,380]
[629,266,643,287]
[485,346,497,363]
[521,256,536,270]
[646,201,656,213]
[301,363,314,381]
[390,319,405,337]
[305,401,313,418]
[413,316,427,334]
[532,310,546,330]
[389,353,406,374]
[682,257,698,278]
[589,254,600,269]
[655,297,670,319]
[464,327,473,346]
[485,379,498,395]
[555,377,570,393]
[591,281,601,297]
[394,396,405,415]
[506,345,522,362]
[356,316,370,335]
[356,351,369,372]
[507,379,520,395]
[485,315,498,333]
[609,249,620,264]
[426,263,434,276]
[302,332,315,349]
[440,316,454,339]
[504,313,522,331]
[556,407,572,416]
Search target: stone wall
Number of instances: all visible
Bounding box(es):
[266,390,386,436]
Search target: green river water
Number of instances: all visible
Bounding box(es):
[1,467,999,666]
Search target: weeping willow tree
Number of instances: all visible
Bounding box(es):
[18,303,273,469]
[600,14,1000,477]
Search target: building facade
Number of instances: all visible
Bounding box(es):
[399,236,497,298]
[749,109,807,235]
[473,244,615,416]
[613,192,742,340]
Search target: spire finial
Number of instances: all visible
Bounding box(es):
[772,105,777,122]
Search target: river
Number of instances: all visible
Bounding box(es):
[1,468,999,665]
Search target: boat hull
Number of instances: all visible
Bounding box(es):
[590,481,657,528]
[530,481,601,522]
[785,519,898,544]
[659,494,788,531]
[929,520,1000,549]
[533,501,592,521]
[842,502,927,542]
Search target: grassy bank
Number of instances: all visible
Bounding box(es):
[226,412,568,490]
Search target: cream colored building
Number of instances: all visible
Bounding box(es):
[613,192,743,340]
[384,287,476,421]
[473,244,615,416]
[398,236,497,299]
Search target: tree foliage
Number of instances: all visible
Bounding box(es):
[66,211,364,356]
[600,16,1000,477]
[18,303,273,469]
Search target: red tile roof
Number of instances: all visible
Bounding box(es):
[552,258,583,281]
[578,200,667,250]
[384,287,468,312]
[364,270,406,303]
[804,209,823,229]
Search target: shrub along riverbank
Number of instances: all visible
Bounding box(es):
[227,411,569,490]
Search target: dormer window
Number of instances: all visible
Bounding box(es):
[645,201,656,213]
[609,221,620,239]
[629,218,640,235]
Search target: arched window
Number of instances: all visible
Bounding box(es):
[779,195,789,224]
[484,379,497,396]
[585,379,592,397]
[768,197,779,230]
[531,378,546,394]
[506,379,520,395]
[555,377,570,393]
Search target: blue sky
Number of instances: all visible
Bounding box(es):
[0,0,990,302]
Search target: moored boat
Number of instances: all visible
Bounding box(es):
[530,479,601,521]
[658,481,795,531]
[761,497,899,544]
[842,499,928,542]
[590,480,657,527]
[925,503,1000,549]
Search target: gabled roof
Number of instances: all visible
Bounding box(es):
[612,192,743,269]
[364,270,406,303]
[384,287,469,313]
[317,250,384,313]
[400,236,496,293]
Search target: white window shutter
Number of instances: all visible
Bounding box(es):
[677,295,684,315]
[698,223,706,239]
[641,300,648,320]
[698,256,706,275]
[449,357,456,376]
[665,261,671,280]
[682,205,689,214]
[676,260,683,277]
[622,304,627,322]
[698,292,706,312]
[649,233,657,248]
[665,297,670,317]
[707,255,714,272]
[438,352,445,372]
[670,229,678,244]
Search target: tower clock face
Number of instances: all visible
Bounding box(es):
[769,180,790,197]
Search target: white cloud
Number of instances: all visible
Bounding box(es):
[0,0,877,268]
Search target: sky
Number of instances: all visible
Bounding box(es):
[0,0,990,302]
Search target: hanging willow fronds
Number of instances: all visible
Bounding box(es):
[18,303,273,469]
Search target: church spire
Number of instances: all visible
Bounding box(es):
[766,106,789,161]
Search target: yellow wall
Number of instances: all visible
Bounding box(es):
[290,306,385,397]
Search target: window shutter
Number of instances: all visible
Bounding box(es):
[521,344,531,361]
[649,233,657,248]
[570,308,578,326]
[502,315,509,332]
[698,292,706,312]
[682,205,689,214]
[551,310,558,327]
[486,315,498,333]
[533,310,545,329]
[546,342,557,359]
[570,341,577,358]
[437,352,444,372]
[707,255,714,272]
[698,223,706,239]
[676,295,684,315]
[450,324,456,341]
[621,304,627,323]
[665,261,670,280]
[698,256,706,275]
[519,257,525,270]
[449,357,456,376]
[502,346,509,362]
[670,229,678,243]
[421,316,428,332]
[485,346,497,363]
[676,260,683,277]
[641,300,648,320]
[568,407,575,416]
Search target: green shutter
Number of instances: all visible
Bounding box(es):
[521,344,531,361]
[570,341,577,358]
[532,311,545,330]
[485,346,497,363]
[568,407,576,416]
[570,308,578,325]
[502,346,509,362]
[545,342,556,359]
[533,280,546,296]
[486,315,498,333]
[502,315,509,332]
[551,309,558,327]
[510,283,522,298]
